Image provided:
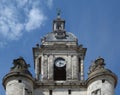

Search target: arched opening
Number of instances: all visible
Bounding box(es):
[79,57,81,80]
[54,58,66,81]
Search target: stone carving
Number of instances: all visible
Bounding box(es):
[11,57,30,71]
[88,57,105,74]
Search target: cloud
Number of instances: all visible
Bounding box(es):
[25,8,47,31]
[47,0,53,8]
[0,0,53,47]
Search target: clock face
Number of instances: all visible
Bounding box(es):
[55,58,66,67]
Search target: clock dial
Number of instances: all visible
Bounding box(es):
[55,58,66,67]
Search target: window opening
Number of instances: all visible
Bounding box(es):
[102,79,105,83]
[49,90,52,95]
[54,58,66,81]
[91,89,101,95]
[79,58,81,72]
[68,90,71,95]
[25,88,32,95]
[18,80,22,83]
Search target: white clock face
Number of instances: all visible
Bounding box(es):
[55,58,66,67]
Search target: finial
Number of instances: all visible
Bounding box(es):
[57,8,61,18]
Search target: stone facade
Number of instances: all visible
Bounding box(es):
[2,14,117,95]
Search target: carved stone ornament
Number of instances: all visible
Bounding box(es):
[88,57,105,74]
[11,57,30,71]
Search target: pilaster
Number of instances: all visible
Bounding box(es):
[35,58,39,80]
[80,58,84,80]
[72,55,79,80]
[42,55,48,80]
[66,55,72,80]
[48,55,54,80]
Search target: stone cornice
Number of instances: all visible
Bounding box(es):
[34,80,87,89]
[86,70,118,88]
[2,72,34,89]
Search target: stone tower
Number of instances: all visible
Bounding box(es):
[3,13,117,95]
[87,58,117,95]
[3,57,34,95]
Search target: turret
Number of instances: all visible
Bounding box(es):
[2,57,34,95]
[86,57,117,95]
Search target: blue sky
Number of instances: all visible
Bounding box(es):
[0,0,120,95]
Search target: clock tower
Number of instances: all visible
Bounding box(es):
[33,13,87,82]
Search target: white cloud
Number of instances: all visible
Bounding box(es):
[0,6,24,40]
[0,0,53,47]
[25,8,47,31]
[9,23,23,40]
[47,0,53,8]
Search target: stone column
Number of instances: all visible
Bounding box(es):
[41,55,44,81]
[80,58,84,80]
[72,55,79,80]
[35,58,39,80]
[66,55,72,80]
[48,55,54,80]
[42,55,48,80]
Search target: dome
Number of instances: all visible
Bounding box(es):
[41,13,78,44]
[2,57,34,89]
[88,68,116,78]
[41,32,78,42]
[87,58,118,87]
